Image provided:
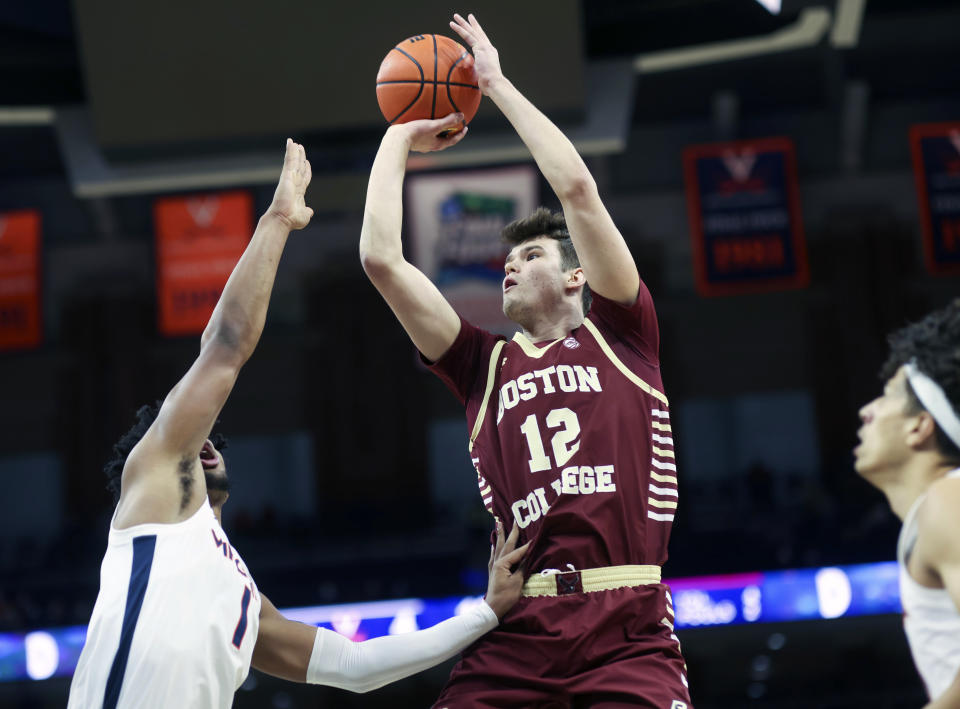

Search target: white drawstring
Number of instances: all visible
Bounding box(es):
[539,564,577,576]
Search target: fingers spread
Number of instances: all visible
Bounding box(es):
[467,13,487,41]
[493,518,505,558]
[503,522,520,552]
[501,541,530,568]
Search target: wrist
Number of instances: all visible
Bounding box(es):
[477,599,502,625]
[384,124,413,151]
[482,74,512,98]
[483,596,509,621]
[260,210,295,231]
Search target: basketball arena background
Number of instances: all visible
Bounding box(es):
[1,0,959,706]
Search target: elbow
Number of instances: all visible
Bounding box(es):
[202,319,251,367]
[359,248,401,283]
[557,172,598,207]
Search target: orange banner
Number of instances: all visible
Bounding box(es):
[153,191,253,336]
[0,210,42,351]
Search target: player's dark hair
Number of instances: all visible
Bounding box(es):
[880,299,960,463]
[104,402,229,505]
[501,207,592,314]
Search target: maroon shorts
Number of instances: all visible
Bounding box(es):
[432,583,691,709]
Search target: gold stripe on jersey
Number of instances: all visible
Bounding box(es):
[648,498,678,509]
[469,339,507,453]
[652,446,675,458]
[652,421,672,432]
[650,471,678,485]
[511,332,564,358]
[581,319,668,404]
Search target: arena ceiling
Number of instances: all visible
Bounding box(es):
[0,0,958,181]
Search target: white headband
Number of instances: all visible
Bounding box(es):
[904,360,960,450]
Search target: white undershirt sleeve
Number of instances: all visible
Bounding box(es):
[305,600,498,692]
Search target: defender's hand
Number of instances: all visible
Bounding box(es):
[267,139,314,230]
[484,521,530,620]
[392,113,468,153]
[450,13,504,94]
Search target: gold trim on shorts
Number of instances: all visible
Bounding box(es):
[521,564,662,597]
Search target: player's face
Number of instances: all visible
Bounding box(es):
[502,237,568,322]
[854,367,915,482]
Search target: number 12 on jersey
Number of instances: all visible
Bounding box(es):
[519,408,581,473]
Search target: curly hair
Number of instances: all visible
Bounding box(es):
[880,299,960,463]
[501,207,592,314]
[104,402,229,505]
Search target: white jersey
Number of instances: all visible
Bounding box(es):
[897,468,960,701]
[68,499,261,709]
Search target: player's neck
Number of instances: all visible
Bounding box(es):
[517,304,584,344]
[881,456,956,521]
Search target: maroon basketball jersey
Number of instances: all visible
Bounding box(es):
[428,284,677,574]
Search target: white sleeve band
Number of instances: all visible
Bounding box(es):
[305,600,498,692]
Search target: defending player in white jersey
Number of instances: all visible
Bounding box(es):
[67,140,528,709]
[855,299,960,707]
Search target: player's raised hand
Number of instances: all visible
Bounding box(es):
[267,139,314,230]
[484,520,530,620]
[394,113,469,153]
[450,13,503,94]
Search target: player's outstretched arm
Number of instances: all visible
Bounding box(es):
[252,523,528,692]
[918,480,960,709]
[359,116,466,362]
[450,12,640,306]
[119,140,313,524]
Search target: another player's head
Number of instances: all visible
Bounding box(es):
[855,299,960,488]
[500,207,591,325]
[105,402,231,511]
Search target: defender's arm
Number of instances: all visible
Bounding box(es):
[119,141,313,524]
[252,525,528,691]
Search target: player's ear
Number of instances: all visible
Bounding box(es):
[905,410,937,450]
[566,267,585,287]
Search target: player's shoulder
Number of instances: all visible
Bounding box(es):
[925,473,960,508]
[917,475,960,553]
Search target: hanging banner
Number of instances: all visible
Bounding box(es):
[909,122,960,276]
[153,191,252,336]
[406,166,537,335]
[684,137,809,296]
[0,210,42,351]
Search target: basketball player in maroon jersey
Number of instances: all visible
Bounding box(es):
[359,12,691,708]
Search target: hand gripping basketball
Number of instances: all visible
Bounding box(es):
[376,33,481,134]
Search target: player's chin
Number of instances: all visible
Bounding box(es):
[204,469,231,493]
[851,450,872,478]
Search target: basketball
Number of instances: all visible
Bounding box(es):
[376,34,481,133]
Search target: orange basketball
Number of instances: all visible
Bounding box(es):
[376,34,481,132]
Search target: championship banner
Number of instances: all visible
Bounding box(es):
[0,210,42,351]
[406,166,537,334]
[153,191,253,336]
[909,122,960,275]
[684,137,809,296]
